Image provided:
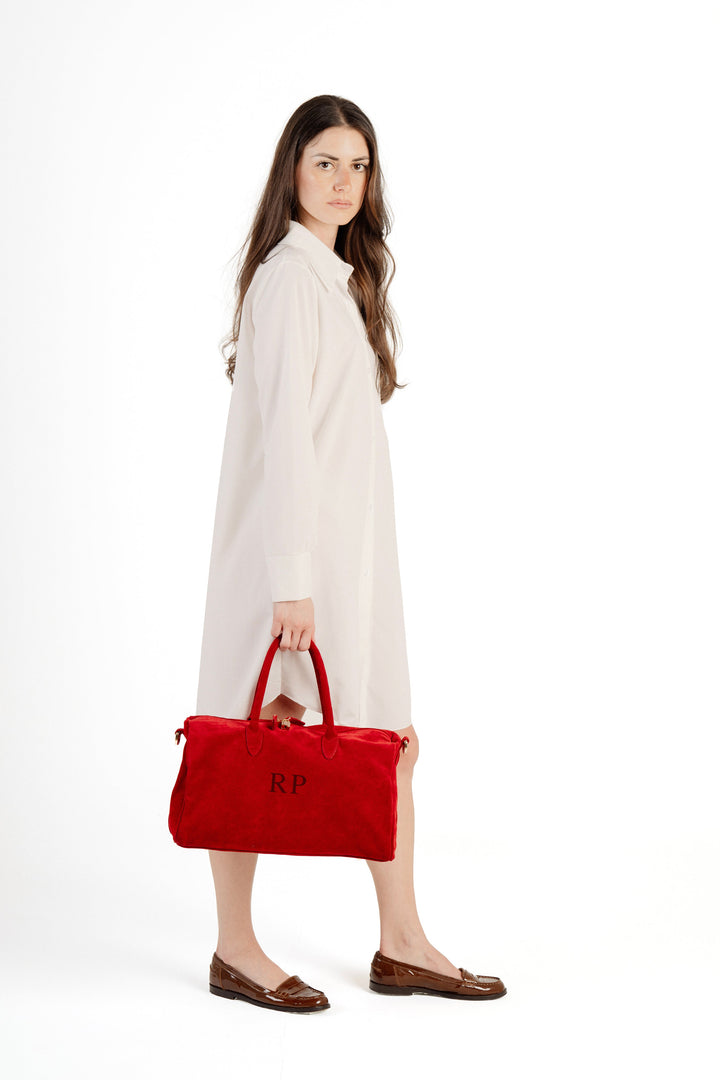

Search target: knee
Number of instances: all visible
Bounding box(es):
[396,726,419,774]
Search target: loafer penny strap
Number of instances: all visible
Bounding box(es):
[459,967,501,989]
[274,974,319,998]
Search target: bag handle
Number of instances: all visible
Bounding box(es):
[246,635,338,759]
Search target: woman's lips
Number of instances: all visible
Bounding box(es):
[330,201,352,207]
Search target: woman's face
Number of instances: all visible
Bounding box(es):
[295,126,370,229]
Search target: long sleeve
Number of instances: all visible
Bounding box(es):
[251,258,320,602]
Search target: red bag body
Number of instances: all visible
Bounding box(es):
[169,636,407,861]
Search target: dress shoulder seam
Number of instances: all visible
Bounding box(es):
[249,252,319,308]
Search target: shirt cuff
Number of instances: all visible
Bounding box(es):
[266,552,312,602]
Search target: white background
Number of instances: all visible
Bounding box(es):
[1,1,718,1076]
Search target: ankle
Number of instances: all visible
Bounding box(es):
[379,927,427,958]
[216,937,261,962]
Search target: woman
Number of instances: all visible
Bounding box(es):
[195,94,507,1012]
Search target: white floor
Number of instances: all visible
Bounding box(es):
[3,822,717,1080]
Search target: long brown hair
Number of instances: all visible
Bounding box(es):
[220,95,407,404]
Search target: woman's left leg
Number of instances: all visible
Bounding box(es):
[365,725,462,978]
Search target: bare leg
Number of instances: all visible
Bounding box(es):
[207,693,306,990]
[259,692,307,720]
[365,725,462,978]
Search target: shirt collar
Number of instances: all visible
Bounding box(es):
[277,219,354,292]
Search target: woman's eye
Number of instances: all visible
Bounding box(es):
[316,161,368,170]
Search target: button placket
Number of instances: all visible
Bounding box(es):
[337,279,378,726]
[340,284,377,384]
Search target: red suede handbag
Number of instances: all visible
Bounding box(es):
[169,635,409,861]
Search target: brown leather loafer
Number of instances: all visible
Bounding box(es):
[209,952,330,1012]
[369,950,507,999]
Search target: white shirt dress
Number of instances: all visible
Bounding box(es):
[195,219,412,732]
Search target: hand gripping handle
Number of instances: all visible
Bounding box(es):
[246,635,338,759]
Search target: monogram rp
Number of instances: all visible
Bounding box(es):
[270,772,307,794]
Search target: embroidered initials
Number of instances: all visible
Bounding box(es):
[270,772,307,794]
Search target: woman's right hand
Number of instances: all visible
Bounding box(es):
[272,598,315,651]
